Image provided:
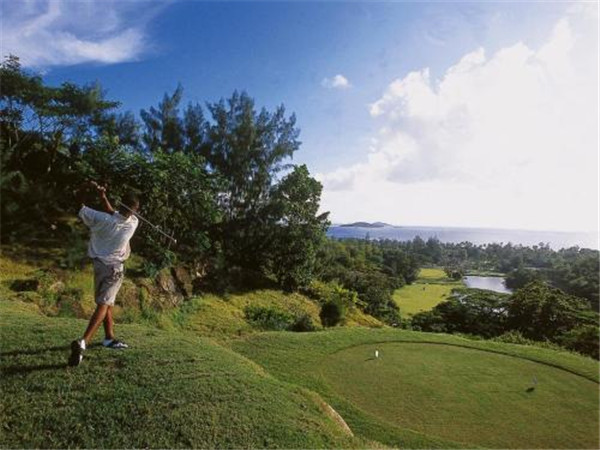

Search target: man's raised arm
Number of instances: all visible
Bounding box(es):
[76,181,115,214]
[91,181,116,215]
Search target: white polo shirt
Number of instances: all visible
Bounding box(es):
[79,206,139,265]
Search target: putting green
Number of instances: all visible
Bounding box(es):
[319,343,599,449]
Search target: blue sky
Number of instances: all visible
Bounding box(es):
[3,1,598,231]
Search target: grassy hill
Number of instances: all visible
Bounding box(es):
[0,300,372,448]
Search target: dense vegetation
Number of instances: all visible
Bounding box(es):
[316,238,598,359]
[411,284,599,359]
[1,55,328,292]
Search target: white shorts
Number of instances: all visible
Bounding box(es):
[93,259,124,306]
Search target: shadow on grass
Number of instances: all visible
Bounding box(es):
[0,343,101,357]
[1,363,68,376]
[0,343,107,376]
[0,344,70,357]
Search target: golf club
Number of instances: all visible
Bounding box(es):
[89,181,177,244]
[116,200,178,244]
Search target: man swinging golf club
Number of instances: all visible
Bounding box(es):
[69,181,140,367]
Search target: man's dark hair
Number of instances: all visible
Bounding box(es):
[123,191,140,210]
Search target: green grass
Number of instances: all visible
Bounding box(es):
[0,243,382,448]
[3,248,598,449]
[170,290,382,340]
[232,328,599,449]
[393,268,463,316]
[416,268,456,282]
[0,300,369,449]
[323,343,598,448]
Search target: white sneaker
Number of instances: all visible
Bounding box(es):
[103,339,129,349]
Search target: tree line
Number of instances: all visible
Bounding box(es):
[1,55,328,292]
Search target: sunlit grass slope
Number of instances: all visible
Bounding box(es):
[232,328,600,449]
[393,268,463,316]
[169,289,381,340]
[0,248,380,341]
[0,300,369,449]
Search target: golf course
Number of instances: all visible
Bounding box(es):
[2,248,598,448]
[2,30,599,449]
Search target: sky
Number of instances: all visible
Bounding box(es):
[2,0,598,232]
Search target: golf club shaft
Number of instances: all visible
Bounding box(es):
[116,200,178,244]
[87,181,177,243]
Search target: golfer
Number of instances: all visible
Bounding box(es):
[69,182,140,366]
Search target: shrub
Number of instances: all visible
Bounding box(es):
[320,300,345,327]
[444,267,464,280]
[411,310,447,333]
[493,330,535,345]
[244,305,294,331]
[302,280,358,306]
[492,330,565,352]
[289,313,317,332]
[556,325,600,360]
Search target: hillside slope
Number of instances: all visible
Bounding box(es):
[0,301,372,448]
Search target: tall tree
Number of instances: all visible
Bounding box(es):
[268,165,330,290]
[0,55,118,230]
[205,91,300,269]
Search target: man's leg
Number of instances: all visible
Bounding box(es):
[83,304,110,345]
[103,306,115,341]
[69,304,109,367]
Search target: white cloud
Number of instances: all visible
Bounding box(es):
[1,0,166,67]
[322,74,351,89]
[317,6,598,232]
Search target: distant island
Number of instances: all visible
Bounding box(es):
[339,221,394,228]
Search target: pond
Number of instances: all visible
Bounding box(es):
[463,276,512,294]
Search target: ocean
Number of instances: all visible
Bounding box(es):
[327,225,599,250]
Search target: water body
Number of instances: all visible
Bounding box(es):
[463,276,512,294]
[327,225,598,250]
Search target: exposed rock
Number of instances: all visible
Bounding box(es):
[155,268,184,307]
[156,268,178,294]
[172,265,193,297]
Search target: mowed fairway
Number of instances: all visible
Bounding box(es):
[321,342,599,449]
[233,329,600,449]
[393,268,462,316]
